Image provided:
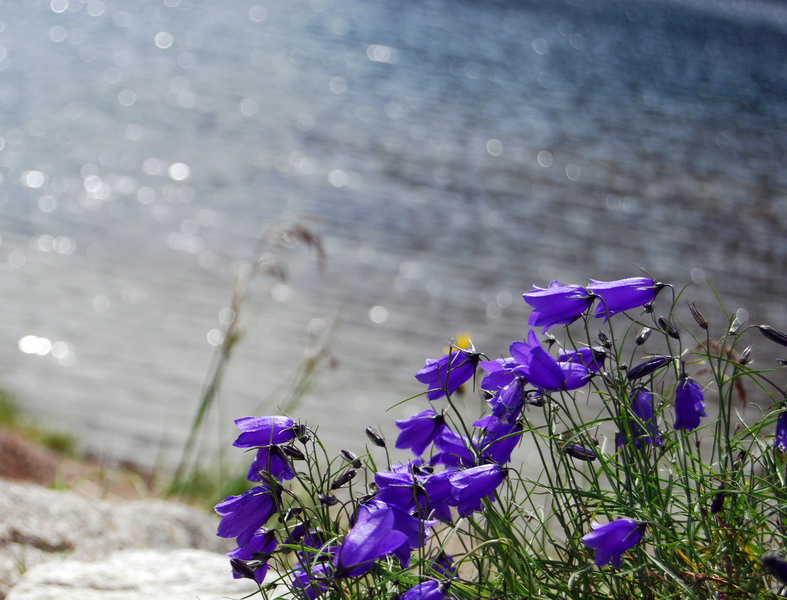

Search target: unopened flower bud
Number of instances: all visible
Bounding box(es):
[229,558,257,581]
[294,423,310,443]
[739,345,754,365]
[688,302,708,330]
[340,449,362,469]
[627,355,673,380]
[710,483,726,514]
[365,426,386,448]
[759,325,787,348]
[280,506,302,522]
[657,316,680,340]
[635,327,652,345]
[330,469,357,490]
[318,494,339,506]
[281,445,306,461]
[597,331,611,349]
[563,443,597,461]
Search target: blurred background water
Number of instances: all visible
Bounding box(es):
[0,0,785,469]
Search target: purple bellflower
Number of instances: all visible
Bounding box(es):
[563,443,597,462]
[448,463,506,517]
[334,500,426,578]
[523,280,593,332]
[401,580,453,600]
[479,357,520,392]
[430,428,475,469]
[429,552,456,577]
[375,466,453,522]
[776,409,787,452]
[292,561,332,600]
[487,377,527,422]
[215,485,279,546]
[588,277,663,320]
[233,416,295,448]
[415,349,479,400]
[396,409,448,456]
[674,376,707,431]
[475,416,523,464]
[511,331,591,392]
[247,445,296,482]
[619,387,662,447]
[227,529,277,584]
[557,347,606,373]
[581,518,646,567]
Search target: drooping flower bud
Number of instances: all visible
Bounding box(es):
[330,469,357,490]
[635,327,652,345]
[597,331,611,349]
[340,449,362,469]
[688,302,708,330]
[365,426,386,448]
[627,356,673,381]
[281,445,306,461]
[563,443,597,461]
[739,345,753,365]
[657,316,680,340]
[759,325,787,348]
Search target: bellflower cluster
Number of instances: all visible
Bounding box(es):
[215,273,787,599]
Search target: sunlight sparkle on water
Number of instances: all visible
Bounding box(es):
[369,306,388,324]
[154,32,174,49]
[168,162,190,181]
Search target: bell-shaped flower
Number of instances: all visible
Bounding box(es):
[488,377,527,422]
[619,387,662,447]
[776,409,787,452]
[215,485,279,546]
[448,463,506,517]
[479,357,520,392]
[430,428,475,469]
[581,518,646,567]
[415,349,480,400]
[227,529,277,584]
[375,465,453,523]
[292,561,333,600]
[233,416,295,448]
[396,409,448,456]
[557,347,606,373]
[588,277,663,320]
[512,331,591,392]
[523,280,593,332]
[247,445,296,482]
[475,416,523,464]
[402,580,454,600]
[429,552,457,577]
[334,500,425,578]
[674,376,707,431]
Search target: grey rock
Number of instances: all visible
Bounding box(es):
[0,481,231,599]
[5,548,283,600]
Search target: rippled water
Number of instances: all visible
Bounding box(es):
[0,0,785,468]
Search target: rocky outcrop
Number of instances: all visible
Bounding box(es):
[0,480,232,599]
[5,549,268,600]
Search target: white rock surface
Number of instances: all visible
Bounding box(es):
[0,480,232,599]
[5,548,268,600]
